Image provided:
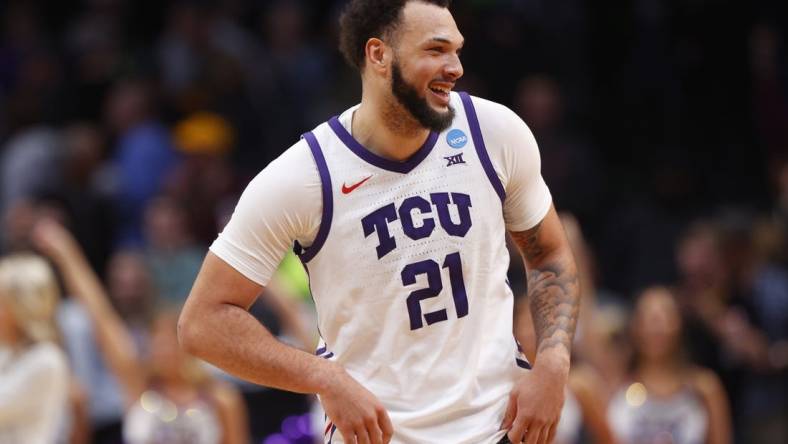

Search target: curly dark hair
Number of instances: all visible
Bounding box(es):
[338,0,452,70]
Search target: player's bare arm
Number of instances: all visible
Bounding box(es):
[178,253,393,444]
[502,205,580,444]
[514,207,579,362]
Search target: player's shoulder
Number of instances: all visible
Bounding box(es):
[460,93,521,126]
[459,93,530,138]
[458,92,536,154]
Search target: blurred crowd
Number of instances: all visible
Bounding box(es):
[0,0,786,443]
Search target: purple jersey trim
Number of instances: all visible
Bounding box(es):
[297,131,333,262]
[327,424,337,443]
[459,92,506,203]
[328,116,439,174]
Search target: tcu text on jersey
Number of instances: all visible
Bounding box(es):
[361,192,473,259]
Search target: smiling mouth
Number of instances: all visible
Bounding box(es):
[428,84,452,104]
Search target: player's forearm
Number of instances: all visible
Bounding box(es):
[526,248,579,369]
[178,300,337,395]
[509,208,580,371]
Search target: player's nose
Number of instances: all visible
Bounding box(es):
[444,55,463,81]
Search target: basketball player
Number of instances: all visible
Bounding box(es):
[178,1,579,443]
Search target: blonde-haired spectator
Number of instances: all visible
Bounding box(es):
[33,218,248,444]
[0,254,70,444]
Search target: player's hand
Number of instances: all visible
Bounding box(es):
[500,354,569,444]
[319,362,394,444]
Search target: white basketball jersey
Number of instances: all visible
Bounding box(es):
[297,92,530,444]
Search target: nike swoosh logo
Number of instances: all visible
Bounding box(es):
[341,175,373,194]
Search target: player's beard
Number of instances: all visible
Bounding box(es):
[391,61,455,133]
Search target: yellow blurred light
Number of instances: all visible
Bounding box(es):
[159,400,178,423]
[140,391,161,413]
[625,382,648,407]
[173,112,235,155]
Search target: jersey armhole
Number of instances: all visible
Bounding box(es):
[293,131,333,262]
[459,92,506,204]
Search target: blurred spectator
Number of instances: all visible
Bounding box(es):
[0,196,120,442]
[61,1,125,122]
[168,111,237,244]
[674,215,788,442]
[724,216,788,442]
[2,199,39,253]
[674,221,731,371]
[105,78,180,247]
[34,219,249,444]
[607,287,731,444]
[143,196,203,306]
[105,250,155,347]
[0,253,70,443]
[59,123,114,273]
[58,292,126,444]
[0,126,62,230]
[156,2,205,99]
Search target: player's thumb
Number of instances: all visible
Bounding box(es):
[500,393,517,430]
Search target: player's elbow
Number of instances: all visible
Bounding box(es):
[177,304,203,356]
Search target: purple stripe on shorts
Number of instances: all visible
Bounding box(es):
[328,116,438,174]
[298,131,333,262]
[459,92,506,203]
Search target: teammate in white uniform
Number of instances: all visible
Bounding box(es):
[179,1,580,443]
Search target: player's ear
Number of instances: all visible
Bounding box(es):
[365,37,389,76]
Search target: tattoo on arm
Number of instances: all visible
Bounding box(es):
[512,222,545,261]
[510,224,579,357]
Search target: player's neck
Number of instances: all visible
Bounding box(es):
[352,98,431,162]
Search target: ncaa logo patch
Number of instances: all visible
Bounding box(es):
[446,129,467,149]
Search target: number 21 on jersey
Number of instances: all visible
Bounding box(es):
[361,192,473,331]
[402,252,467,330]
